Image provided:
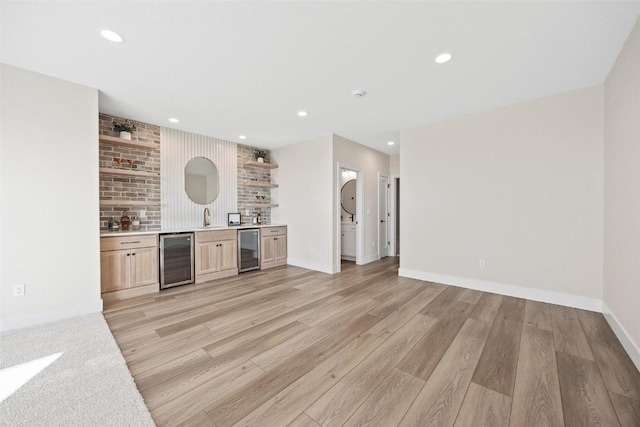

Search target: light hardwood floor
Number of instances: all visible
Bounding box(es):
[104,258,640,427]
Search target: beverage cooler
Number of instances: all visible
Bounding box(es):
[159,233,194,289]
[238,228,260,272]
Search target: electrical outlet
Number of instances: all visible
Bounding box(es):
[13,284,25,296]
[372,241,376,247]
[479,259,486,269]
[139,209,146,218]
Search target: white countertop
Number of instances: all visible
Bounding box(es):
[100,223,286,237]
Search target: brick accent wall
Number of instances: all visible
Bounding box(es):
[237,144,273,225]
[99,114,272,229]
[99,113,161,230]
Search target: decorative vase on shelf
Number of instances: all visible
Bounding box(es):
[119,131,132,140]
[257,157,264,163]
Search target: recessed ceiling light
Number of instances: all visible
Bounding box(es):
[168,117,179,123]
[239,135,247,140]
[387,141,395,146]
[100,29,124,43]
[435,52,452,64]
[352,90,366,98]
[297,111,308,117]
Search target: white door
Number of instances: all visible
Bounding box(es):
[379,175,389,258]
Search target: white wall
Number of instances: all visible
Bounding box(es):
[271,136,334,273]
[603,17,640,366]
[333,134,390,267]
[161,128,237,230]
[0,64,4,331]
[390,154,399,177]
[0,64,101,331]
[400,86,604,310]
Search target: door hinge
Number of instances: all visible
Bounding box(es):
[387,184,391,189]
[388,241,390,245]
[387,212,390,217]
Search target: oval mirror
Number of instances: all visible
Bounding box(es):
[185,157,219,204]
[341,179,356,215]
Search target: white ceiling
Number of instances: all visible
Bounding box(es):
[2,2,640,154]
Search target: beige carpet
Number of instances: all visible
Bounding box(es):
[0,313,155,426]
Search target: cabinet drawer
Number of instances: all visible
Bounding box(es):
[262,226,287,236]
[196,229,237,243]
[101,234,158,251]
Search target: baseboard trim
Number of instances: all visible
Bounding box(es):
[359,254,380,265]
[398,268,602,312]
[101,283,158,303]
[287,258,333,274]
[1,299,104,333]
[602,301,640,372]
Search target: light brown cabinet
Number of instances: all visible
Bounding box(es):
[195,229,238,283]
[100,235,158,301]
[132,246,159,287]
[261,226,287,269]
[100,249,131,293]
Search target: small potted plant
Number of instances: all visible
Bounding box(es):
[254,149,267,163]
[113,122,137,140]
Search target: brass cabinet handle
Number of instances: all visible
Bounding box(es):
[121,241,140,245]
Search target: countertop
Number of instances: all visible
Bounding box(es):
[100,223,286,237]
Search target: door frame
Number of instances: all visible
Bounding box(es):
[335,162,364,272]
[388,177,399,257]
[378,173,390,259]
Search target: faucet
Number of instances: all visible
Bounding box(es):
[203,207,211,227]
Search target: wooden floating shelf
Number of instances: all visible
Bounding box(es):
[100,200,158,207]
[99,135,159,150]
[245,203,279,208]
[245,182,279,188]
[99,167,159,178]
[244,160,278,169]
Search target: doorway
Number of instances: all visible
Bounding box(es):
[336,165,363,272]
[395,177,400,256]
[379,174,390,259]
[387,176,400,257]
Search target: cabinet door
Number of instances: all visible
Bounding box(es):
[341,228,356,257]
[274,235,287,261]
[197,242,219,275]
[261,236,277,264]
[100,249,131,293]
[218,240,238,272]
[132,246,158,287]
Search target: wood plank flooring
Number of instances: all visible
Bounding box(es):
[104,258,640,427]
